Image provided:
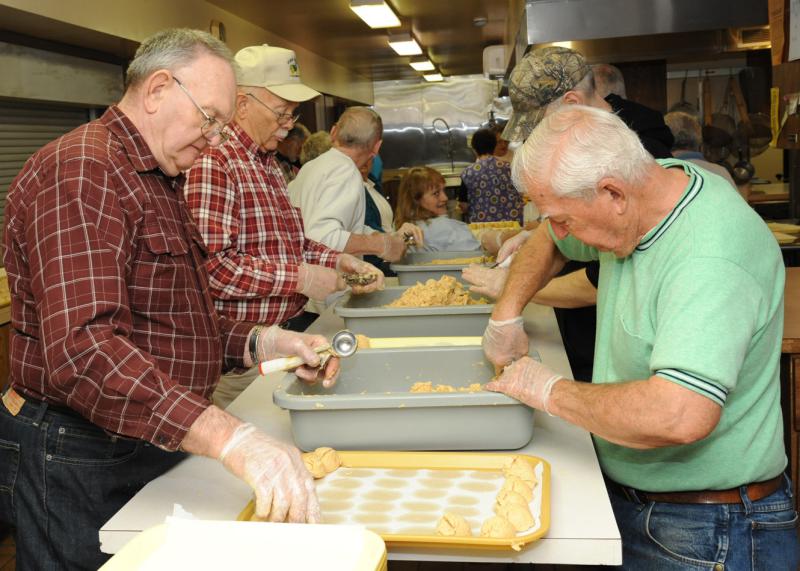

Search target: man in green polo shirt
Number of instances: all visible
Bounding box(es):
[483,104,798,570]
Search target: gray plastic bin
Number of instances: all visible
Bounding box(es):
[273,346,536,451]
[334,286,492,337]
[390,251,487,286]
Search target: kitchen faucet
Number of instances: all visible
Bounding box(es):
[431,117,454,173]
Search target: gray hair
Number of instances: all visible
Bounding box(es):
[592,64,626,98]
[300,130,332,164]
[125,28,236,90]
[333,107,383,149]
[511,104,654,200]
[664,111,701,152]
[545,70,596,115]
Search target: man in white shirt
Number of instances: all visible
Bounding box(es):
[289,107,421,260]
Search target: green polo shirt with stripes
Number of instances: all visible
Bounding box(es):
[553,159,786,491]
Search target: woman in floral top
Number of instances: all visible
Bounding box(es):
[459,128,524,224]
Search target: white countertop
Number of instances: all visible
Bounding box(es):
[100,302,621,565]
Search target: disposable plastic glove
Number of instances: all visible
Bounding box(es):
[335,253,385,293]
[379,233,408,263]
[485,356,564,415]
[395,222,425,248]
[482,316,529,369]
[259,326,340,387]
[461,264,508,299]
[219,423,320,523]
[497,230,531,263]
[296,263,346,301]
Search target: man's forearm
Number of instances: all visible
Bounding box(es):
[180,405,242,458]
[493,224,566,320]
[344,233,384,256]
[532,269,597,308]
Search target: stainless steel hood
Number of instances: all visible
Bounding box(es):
[524,0,768,45]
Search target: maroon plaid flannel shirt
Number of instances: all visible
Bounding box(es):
[184,122,339,325]
[3,106,251,450]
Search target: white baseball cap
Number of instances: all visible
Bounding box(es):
[235,44,320,102]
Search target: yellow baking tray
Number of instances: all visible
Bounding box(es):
[238,451,550,551]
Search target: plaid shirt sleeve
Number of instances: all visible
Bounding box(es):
[185,153,300,300]
[302,237,340,269]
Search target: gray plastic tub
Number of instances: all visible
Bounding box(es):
[273,346,535,451]
[333,286,493,337]
[390,251,487,286]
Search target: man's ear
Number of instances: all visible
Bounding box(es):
[234,92,249,120]
[330,124,339,143]
[141,70,172,115]
[562,90,584,105]
[371,138,383,156]
[598,177,627,213]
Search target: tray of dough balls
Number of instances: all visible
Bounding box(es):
[390,251,494,286]
[273,345,536,451]
[333,276,493,337]
[238,450,550,551]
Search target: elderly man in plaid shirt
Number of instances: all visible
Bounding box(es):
[1,30,341,570]
[185,45,385,408]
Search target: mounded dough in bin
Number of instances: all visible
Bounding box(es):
[302,452,327,479]
[480,515,516,538]
[494,489,528,512]
[436,512,473,537]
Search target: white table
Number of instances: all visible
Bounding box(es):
[100,304,621,566]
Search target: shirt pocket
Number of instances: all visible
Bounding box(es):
[140,213,190,256]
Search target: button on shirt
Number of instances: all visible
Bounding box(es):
[185,123,339,325]
[3,106,251,451]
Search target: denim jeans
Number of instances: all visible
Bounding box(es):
[0,394,186,570]
[607,475,800,570]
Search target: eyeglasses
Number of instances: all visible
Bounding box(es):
[173,77,230,145]
[245,93,301,125]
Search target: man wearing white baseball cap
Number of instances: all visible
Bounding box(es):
[186,44,385,408]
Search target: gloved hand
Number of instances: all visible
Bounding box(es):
[462,264,508,299]
[485,356,564,414]
[379,233,408,263]
[296,263,346,301]
[259,326,340,387]
[335,253,385,293]
[497,230,531,263]
[479,230,505,254]
[219,423,320,523]
[482,316,529,369]
[395,222,425,248]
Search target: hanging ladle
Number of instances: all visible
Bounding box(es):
[258,329,358,375]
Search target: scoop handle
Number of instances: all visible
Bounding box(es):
[259,355,306,375]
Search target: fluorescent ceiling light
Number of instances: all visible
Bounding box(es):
[350,0,401,28]
[388,33,422,56]
[409,58,435,71]
[423,73,443,82]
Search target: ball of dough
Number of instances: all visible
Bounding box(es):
[503,456,537,488]
[302,452,327,479]
[314,447,341,473]
[500,475,533,501]
[494,489,528,512]
[497,502,534,532]
[480,515,516,538]
[436,512,472,537]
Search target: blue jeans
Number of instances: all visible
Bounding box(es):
[607,475,800,570]
[0,394,186,570]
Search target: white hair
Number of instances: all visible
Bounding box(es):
[334,107,383,149]
[125,28,236,90]
[511,104,654,200]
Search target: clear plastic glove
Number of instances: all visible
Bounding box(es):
[462,264,508,299]
[259,326,340,388]
[379,233,407,263]
[483,316,529,369]
[335,253,385,293]
[395,222,425,248]
[485,356,564,414]
[479,230,505,254]
[497,230,531,263]
[296,263,346,301]
[219,423,319,523]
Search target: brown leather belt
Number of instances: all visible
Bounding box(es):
[622,475,783,505]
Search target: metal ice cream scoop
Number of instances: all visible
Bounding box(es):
[258,330,358,375]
